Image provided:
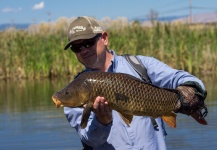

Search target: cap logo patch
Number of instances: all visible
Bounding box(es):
[93,26,103,32]
[69,26,86,35]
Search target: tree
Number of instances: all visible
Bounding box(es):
[146,9,159,25]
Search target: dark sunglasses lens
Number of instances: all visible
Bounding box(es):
[70,45,81,53]
[83,40,96,48]
[70,34,101,53]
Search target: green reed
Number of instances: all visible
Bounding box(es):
[0,22,216,80]
[109,23,217,78]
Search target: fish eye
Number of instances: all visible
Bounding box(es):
[65,90,69,95]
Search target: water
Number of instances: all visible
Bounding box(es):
[0,78,82,150]
[165,78,217,150]
[0,78,216,150]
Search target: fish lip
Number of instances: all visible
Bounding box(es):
[52,96,87,108]
[52,96,63,108]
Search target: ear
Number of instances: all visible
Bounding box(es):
[101,31,108,45]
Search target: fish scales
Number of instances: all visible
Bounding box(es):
[52,71,208,128]
[82,72,178,117]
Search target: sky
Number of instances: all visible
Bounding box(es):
[1,0,217,24]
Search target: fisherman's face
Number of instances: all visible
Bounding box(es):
[71,32,108,69]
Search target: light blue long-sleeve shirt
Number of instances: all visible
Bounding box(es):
[64,50,205,150]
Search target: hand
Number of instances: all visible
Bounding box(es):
[174,86,204,115]
[93,96,112,125]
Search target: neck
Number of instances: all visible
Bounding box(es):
[103,51,113,72]
[91,50,113,72]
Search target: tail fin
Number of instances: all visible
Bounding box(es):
[191,110,208,125]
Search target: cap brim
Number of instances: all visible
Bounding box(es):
[64,42,71,50]
[64,33,98,50]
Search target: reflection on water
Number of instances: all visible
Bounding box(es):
[0,78,216,150]
[0,78,82,150]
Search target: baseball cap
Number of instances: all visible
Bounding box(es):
[64,16,103,50]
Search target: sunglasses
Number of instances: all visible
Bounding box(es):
[70,34,102,53]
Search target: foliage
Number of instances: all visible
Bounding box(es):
[0,21,216,79]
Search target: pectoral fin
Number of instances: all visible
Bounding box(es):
[118,112,133,126]
[80,102,93,129]
[162,112,177,128]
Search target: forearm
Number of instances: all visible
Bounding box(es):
[139,56,205,89]
[79,115,112,147]
[64,107,112,147]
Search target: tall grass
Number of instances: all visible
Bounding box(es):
[0,20,216,80]
[109,22,217,78]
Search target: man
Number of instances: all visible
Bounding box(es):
[63,16,207,150]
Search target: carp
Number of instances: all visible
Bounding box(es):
[52,71,207,129]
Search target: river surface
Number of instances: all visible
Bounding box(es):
[0,77,216,150]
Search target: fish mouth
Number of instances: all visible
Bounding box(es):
[52,96,87,108]
[52,96,64,108]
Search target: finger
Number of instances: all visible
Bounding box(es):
[93,96,101,113]
[99,97,105,112]
[104,101,110,112]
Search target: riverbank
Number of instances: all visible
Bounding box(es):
[0,20,216,79]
